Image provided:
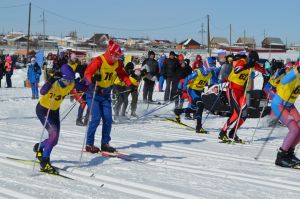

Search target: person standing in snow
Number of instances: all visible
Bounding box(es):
[163,51,179,102]
[84,40,132,153]
[141,51,159,103]
[4,56,13,88]
[33,64,85,173]
[158,54,166,92]
[272,65,300,168]
[27,57,42,99]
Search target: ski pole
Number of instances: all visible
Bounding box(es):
[202,83,226,126]
[254,93,293,160]
[79,84,97,164]
[249,92,270,143]
[32,84,57,172]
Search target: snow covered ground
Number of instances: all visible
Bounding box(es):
[0,65,300,199]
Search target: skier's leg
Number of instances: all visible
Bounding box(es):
[86,94,101,146]
[100,95,113,145]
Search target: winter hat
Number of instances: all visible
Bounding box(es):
[178,54,184,61]
[60,64,75,80]
[169,51,176,56]
[106,40,123,57]
[148,50,155,57]
[5,56,12,62]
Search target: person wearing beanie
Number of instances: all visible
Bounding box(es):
[192,55,203,71]
[27,57,42,99]
[4,56,13,88]
[33,64,87,174]
[84,40,132,153]
[141,50,159,103]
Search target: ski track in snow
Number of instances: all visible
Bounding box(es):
[1,69,300,198]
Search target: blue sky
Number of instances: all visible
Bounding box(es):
[1,0,300,45]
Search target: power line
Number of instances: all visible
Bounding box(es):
[31,3,205,32]
[0,3,27,8]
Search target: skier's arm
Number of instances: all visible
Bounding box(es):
[84,57,102,83]
[281,69,298,85]
[116,61,132,87]
[40,81,53,95]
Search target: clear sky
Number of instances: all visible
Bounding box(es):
[0,0,299,45]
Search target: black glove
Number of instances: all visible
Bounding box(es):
[177,89,183,95]
[49,71,62,84]
[129,85,137,92]
[297,66,300,73]
[91,73,101,83]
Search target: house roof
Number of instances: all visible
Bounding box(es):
[210,37,229,44]
[236,37,256,44]
[88,33,109,43]
[263,37,284,45]
[178,38,200,46]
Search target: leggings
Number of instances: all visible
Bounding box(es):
[221,88,247,132]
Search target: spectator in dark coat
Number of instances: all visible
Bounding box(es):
[163,51,179,101]
[141,51,159,103]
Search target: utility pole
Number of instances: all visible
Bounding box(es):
[42,11,46,50]
[199,23,206,47]
[26,2,31,64]
[207,15,211,56]
[229,24,232,54]
[243,29,246,50]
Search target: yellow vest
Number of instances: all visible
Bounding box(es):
[189,69,212,91]
[129,76,139,86]
[277,75,300,103]
[69,63,78,71]
[228,68,250,86]
[95,55,119,88]
[40,81,74,110]
[269,73,284,88]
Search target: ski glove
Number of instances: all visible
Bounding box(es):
[49,71,62,84]
[91,73,101,83]
[297,66,300,73]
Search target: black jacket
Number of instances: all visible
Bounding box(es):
[142,58,159,80]
[163,58,179,79]
[174,64,192,80]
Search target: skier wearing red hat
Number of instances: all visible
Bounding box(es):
[84,40,132,153]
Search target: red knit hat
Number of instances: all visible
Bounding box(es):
[106,40,123,57]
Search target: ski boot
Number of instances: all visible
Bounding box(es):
[228,129,244,144]
[275,148,297,168]
[33,143,43,161]
[174,108,181,123]
[218,130,230,143]
[288,148,300,165]
[101,144,117,153]
[40,157,58,174]
[196,126,208,134]
[76,118,85,126]
[85,144,100,153]
[185,112,193,120]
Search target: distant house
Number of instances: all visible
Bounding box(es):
[210,37,229,48]
[262,37,286,49]
[234,37,256,48]
[125,38,151,49]
[86,33,110,48]
[151,39,173,49]
[176,38,201,49]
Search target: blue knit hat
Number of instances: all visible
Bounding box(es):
[61,64,75,80]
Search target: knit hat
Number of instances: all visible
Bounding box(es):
[60,64,75,80]
[178,54,184,61]
[106,40,123,57]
